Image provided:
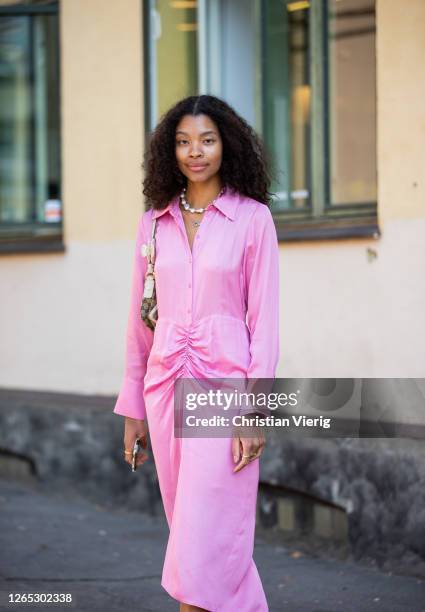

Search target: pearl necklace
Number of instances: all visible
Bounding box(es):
[180,186,225,227]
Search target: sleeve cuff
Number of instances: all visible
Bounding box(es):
[113,377,146,420]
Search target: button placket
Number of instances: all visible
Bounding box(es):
[175,205,214,327]
[187,250,193,322]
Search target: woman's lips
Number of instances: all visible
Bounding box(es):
[187,164,208,172]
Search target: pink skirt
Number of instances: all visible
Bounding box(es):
[144,371,269,612]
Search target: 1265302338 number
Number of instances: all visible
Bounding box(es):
[5,592,73,606]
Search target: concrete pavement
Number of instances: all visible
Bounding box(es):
[0,478,424,612]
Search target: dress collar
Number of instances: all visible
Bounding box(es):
[151,186,238,221]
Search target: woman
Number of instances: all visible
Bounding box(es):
[114,95,280,612]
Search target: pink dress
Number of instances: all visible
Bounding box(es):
[113,186,280,611]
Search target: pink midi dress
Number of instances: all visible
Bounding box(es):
[113,186,280,611]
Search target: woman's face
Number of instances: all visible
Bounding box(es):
[175,114,223,184]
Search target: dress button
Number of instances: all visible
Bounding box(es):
[188,283,191,288]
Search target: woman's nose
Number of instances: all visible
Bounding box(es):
[189,144,203,156]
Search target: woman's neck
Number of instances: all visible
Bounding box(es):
[185,177,223,208]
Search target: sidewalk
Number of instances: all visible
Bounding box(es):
[0,478,424,612]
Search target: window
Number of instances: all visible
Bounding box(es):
[144,0,379,241]
[0,0,62,253]
[144,0,198,132]
[263,0,378,239]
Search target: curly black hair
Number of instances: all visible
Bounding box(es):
[142,95,275,210]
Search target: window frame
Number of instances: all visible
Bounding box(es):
[0,1,63,255]
[264,0,379,241]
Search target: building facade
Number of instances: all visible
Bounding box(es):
[1,0,424,394]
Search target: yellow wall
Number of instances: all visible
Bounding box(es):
[377,0,425,221]
[61,0,145,241]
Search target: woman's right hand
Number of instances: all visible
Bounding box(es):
[123,417,149,469]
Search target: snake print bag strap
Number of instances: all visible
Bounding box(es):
[140,217,158,331]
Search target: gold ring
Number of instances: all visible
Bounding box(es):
[124,450,133,455]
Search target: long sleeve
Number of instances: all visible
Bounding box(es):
[113,213,154,420]
[241,205,280,417]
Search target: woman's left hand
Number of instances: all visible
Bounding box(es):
[232,414,266,473]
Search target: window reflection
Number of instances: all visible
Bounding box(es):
[0,16,31,222]
[327,0,377,206]
[0,11,60,223]
[263,1,310,212]
[154,0,198,122]
[288,4,310,209]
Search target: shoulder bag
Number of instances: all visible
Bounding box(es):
[140,217,158,331]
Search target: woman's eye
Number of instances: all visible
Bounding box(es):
[176,138,215,145]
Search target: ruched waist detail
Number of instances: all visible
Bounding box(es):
[144,315,251,394]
